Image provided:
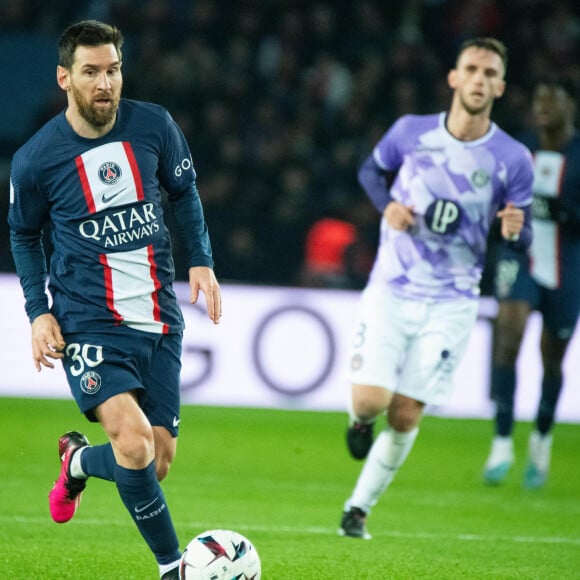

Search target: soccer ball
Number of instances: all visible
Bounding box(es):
[179,529,261,580]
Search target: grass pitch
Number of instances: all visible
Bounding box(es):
[1,397,579,579]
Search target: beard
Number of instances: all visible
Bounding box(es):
[459,93,490,116]
[71,84,120,128]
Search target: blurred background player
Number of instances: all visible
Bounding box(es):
[483,76,580,489]
[339,38,534,539]
[8,21,221,579]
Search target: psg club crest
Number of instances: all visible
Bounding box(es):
[80,371,102,395]
[98,161,122,185]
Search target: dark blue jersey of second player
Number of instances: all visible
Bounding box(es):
[9,99,213,334]
[517,130,580,290]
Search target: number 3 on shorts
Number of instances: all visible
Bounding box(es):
[66,343,105,377]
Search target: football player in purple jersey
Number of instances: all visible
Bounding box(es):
[338,38,534,539]
[8,21,221,579]
[483,76,580,489]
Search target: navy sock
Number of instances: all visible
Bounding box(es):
[491,365,516,437]
[80,443,116,481]
[115,461,180,565]
[536,374,563,435]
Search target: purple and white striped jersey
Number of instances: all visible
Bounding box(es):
[9,99,213,334]
[361,113,534,300]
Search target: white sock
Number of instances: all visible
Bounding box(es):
[346,427,419,515]
[159,558,181,578]
[69,446,88,479]
[529,431,552,471]
[485,435,514,469]
[349,414,376,426]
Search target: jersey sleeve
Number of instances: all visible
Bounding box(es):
[357,153,396,212]
[8,156,52,323]
[504,145,534,250]
[506,145,534,208]
[357,117,411,212]
[157,110,214,269]
[372,116,409,171]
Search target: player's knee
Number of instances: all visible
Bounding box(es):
[388,399,422,432]
[113,434,155,468]
[388,413,418,432]
[493,323,524,366]
[541,340,566,378]
[352,399,383,420]
[493,334,521,365]
[352,384,391,419]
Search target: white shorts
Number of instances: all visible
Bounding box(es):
[347,286,479,406]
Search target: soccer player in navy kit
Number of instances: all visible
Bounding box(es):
[338,38,534,539]
[483,76,580,489]
[8,21,221,579]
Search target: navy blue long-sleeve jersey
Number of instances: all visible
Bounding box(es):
[516,130,580,289]
[9,99,213,334]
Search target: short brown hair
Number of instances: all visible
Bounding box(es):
[58,20,123,69]
[456,37,508,75]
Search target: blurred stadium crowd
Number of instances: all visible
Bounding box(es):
[1,0,579,289]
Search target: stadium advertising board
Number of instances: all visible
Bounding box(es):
[1,273,579,422]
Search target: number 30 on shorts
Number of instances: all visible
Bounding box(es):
[66,343,104,377]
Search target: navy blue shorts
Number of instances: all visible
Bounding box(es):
[494,248,580,339]
[62,327,183,436]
